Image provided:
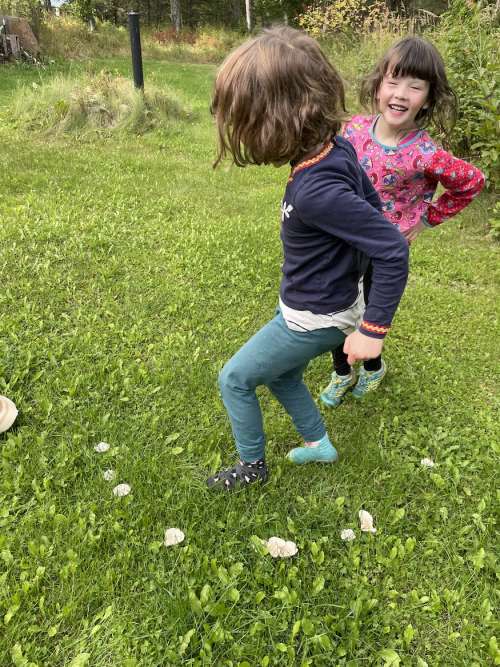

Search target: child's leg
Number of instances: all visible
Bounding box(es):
[208,311,344,488]
[320,345,356,408]
[268,369,339,464]
[268,363,328,444]
[333,346,351,376]
[360,263,383,373]
[349,261,386,395]
[352,358,386,397]
[363,356,383,371]
[320,263,374,408]
[321,263,385,406]
[218,311,343,460]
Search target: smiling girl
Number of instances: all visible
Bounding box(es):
[320,36,485,408]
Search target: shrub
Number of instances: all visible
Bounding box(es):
[152,28,197,45]
[434,0,500,186]
[10,69,188,135]
[488,201,500,240]
[150,25,244,62]
[40,16,130,58]
[39,16,244,63]
[298,0,386,40]
[298,0,438,42]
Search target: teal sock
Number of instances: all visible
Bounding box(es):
[287,433,338,465]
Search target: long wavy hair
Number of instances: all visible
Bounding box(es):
[360,36,457,141]
[211,26,347,167]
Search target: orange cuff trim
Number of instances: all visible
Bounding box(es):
[360,321,390,335]
[288,141,334,182]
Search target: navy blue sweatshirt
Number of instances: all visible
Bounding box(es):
[280,136,409,339]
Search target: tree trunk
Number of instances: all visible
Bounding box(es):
[170,0,182,34]
[231,0,240,27]
[245,0,251,31]
[185,0,194,28]
[30,3,42,40]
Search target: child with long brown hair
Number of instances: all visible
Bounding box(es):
[207,26,409,490]
[320,36,485,408]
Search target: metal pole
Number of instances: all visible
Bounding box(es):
[128,12,144,90]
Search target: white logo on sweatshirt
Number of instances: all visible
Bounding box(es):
[281,201,293,222]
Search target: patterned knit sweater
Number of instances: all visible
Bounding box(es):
[342,115,485,232]
[280,136,408,339]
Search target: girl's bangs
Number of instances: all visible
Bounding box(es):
[386,43,437,83]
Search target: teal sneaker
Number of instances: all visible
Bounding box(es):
[320,371,356,407]
[352,359,387,398]
[287,434,338,465]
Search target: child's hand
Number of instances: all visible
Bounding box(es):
[343,331,384,366]
[402,220,425,244]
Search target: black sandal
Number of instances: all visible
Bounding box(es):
[206,459,268,491]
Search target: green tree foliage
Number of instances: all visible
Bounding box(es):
[435,0,500,185]
[0,0,43,36]
[58,0,306,28]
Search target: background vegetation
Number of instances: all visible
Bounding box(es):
[2,0,497,185]
[0,0,498,665]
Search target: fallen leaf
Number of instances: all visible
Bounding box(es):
[164,528,185,546]
[340,528,356,541]
[113,483,131,497]
[265,536,298,558]
[0,396,18,434]
[359,509,377,534]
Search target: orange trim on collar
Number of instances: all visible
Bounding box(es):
[288,141,334,182]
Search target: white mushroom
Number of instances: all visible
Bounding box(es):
[420,457,435,468]
[163,528,185,547]
[359,510,377,534]
[340,528,356,541]
[0,396,18,434]
[265,536,298,558]
[103,469,116,481]
[112,483,131,497]
[94,441,110,453]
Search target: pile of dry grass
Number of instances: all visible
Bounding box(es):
[11,69,188,135]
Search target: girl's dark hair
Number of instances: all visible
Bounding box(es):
[211,26,347,167]
[360,36,458,140]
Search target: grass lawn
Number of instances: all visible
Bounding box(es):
[0,58,499,667]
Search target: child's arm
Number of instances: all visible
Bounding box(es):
[295,174,409,353]
[423,150,485,226]
[343,329,384,365]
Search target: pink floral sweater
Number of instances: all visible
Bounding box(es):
[342,115,485,232]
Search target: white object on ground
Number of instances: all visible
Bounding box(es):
[340,528,356,541]
[113,483,131,497]
[94,441,110,453]
[359,510,377,534]
[163,528,185,547]
[420,457,435,468]
[103,469,116,481]
[265,536,298,558]
[0,396,18,434]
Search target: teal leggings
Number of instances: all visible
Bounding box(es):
[218,310,345,462]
